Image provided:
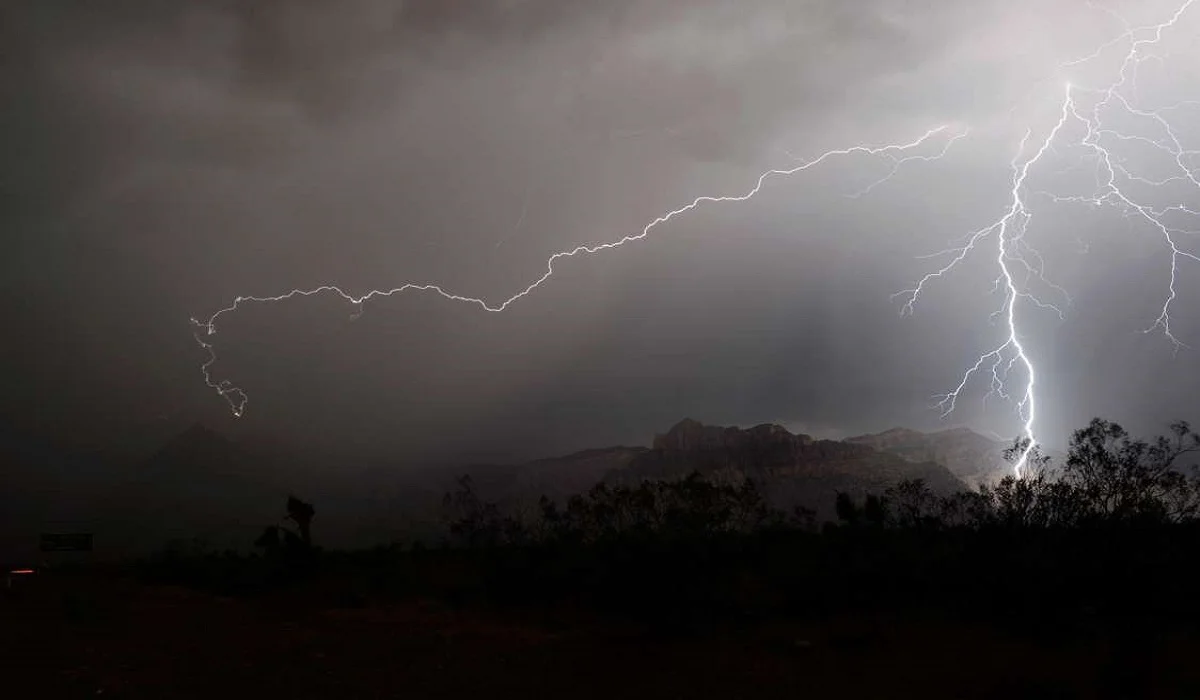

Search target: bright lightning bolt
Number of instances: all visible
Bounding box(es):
[899,0,1199,477]
[193,125,966,418]
[193,1,1199,485]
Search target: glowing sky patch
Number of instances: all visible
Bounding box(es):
[190,1,1200,476]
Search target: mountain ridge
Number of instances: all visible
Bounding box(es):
[597,419,967,518]
[424,419,977,522]
[3,419,1017,560]
[845,424,1013,487]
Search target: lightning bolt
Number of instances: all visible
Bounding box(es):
[193,1,1198,485]
[193,125,967,418]
[898,0,1199,477]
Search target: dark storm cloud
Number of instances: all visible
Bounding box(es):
[3,0,1198,467]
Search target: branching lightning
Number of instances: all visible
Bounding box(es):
[193,1,1199,480]
[897,0,1199,476]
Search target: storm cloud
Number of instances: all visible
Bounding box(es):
[4,0,1199,467]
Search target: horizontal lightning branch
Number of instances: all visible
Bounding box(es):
[193,125,966,418]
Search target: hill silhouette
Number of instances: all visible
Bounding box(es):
[10,416,1200,698]
[611,419,965,519]
[108,423,286,554]
[448,418,967,521]
[846,425,1012,487]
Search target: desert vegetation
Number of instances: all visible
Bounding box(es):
[125,419,1200,628]
[13,417,1200,697]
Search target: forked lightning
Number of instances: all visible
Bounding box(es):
[193,2,1199,480]
[898,0,1198,476]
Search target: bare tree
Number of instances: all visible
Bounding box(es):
[286,496,315,547]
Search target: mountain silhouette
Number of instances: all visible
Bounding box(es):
[610,419,966,517]
[845,425,1013,487]
[109,423,286,554]
[459,418,968,521]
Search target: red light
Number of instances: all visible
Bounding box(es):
[9,569,34,575]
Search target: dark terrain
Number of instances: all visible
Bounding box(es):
[5,416,1200,698]
[3,418,987,561]
[6,535,1200,699]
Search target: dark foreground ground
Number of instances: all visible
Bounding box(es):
[5,568,1200,699]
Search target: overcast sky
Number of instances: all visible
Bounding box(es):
[4,0,1199,466]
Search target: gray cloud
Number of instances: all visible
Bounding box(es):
[4,0,1199,467]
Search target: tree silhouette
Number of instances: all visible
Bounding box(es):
[443,475,506,547]
[444,471,776,546]
[863,494,889,528]
[834,491,860,527]
[1061,418,1200,523]
[434,416,1200,548]
[885,479,938,529]
[287,496,316,546]
[254,525,282,553]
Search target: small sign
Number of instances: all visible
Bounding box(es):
[40,533,93,552]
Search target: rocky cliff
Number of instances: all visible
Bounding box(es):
[600,419,967,519]
[845,426,1012,488]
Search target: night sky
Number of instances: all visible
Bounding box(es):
[4,0,1199,469]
